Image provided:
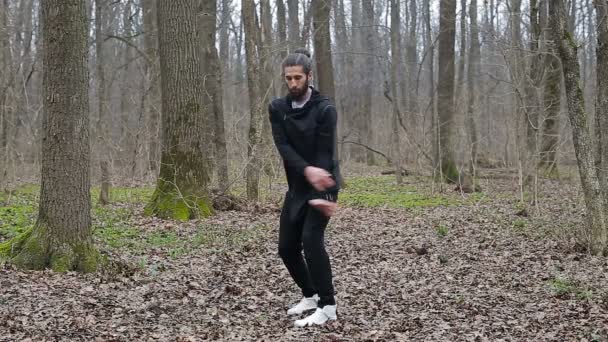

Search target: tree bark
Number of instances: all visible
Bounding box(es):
[436,0,459,182]
[550,0,607,254]
[361,0,375,165]
[144,0,213,220]
[594,0,608,208]
[0,0,12,191]
[1,0,100,272]
[242,0,263,200]
[277,0,287,59]
[287,0,300,51]
[200,0,229,189]
[142,0,160,174]
[467,0,480,172]
[312,0,336,101]
[390,0,402,184]
[540,51,561,176]
[523,0,542,188]
[95,0,110,205]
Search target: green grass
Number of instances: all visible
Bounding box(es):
[339,176,485,209]
[548,276,593,300]
[436,224,449,238]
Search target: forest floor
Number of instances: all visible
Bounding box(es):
[0,165,607,341]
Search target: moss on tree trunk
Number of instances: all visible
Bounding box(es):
[0,225,101,272]
[145,177,213,221]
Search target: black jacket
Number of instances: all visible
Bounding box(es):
[269,87,341,201]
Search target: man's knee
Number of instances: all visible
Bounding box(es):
[278,242,301,260]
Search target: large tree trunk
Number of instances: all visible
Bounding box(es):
[550,0,607,254]
[145,0,213,220]
[142,0,160,175]
[96,0,110,205]
[312,0,336,101]
[390,0,402,184]
[436,0,459,182]
[595,0,608,208]
[242,0,263,200]
[200,0,229,189]
[1,0,100,272]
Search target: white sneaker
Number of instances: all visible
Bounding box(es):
[287,294,319,315]
[294,305,337,327]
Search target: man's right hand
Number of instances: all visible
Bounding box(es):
[304,166,335,191]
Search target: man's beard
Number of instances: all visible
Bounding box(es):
[288,78,309,100]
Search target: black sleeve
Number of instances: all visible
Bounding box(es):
[313,104,339,196]
[269,102,310,175]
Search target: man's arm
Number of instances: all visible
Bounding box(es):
[268,102,310,175]
[314,104,339,191]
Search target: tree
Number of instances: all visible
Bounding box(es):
[144,1,213,220]
[390,0,403,183]
[550,0,607,254]
[200,0,229,189]
[0,0,100,271]
[142,0,160,175]
[593,0,608,202]
[540,25,561,176]
[242,0,264,200]
[287,0,300,52]
[0,0,11,192]
[361,0,375,165]
[312,0,336,101]
[436,0,459,182]
[96,0,110,205]
[467,0,480,172]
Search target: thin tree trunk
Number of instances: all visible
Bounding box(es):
[200,0,229,189]
[287,0,300,52]
[145,0,213,220]
[96,0,110,205]
[142,0,160,175]
[467,0,480,173]
[312,0,336,101]
[540,53,561,176]
[524,0,542,188]
[242,0,263,200]
[260,0,275,176]
[437,0,459,182]
[1,0,100,272]
[406,0,418,140]
[277,0,287,59]
[424,0,437,165]
[361,0,375,165]
[550,0,607,255]
[390,0,402,184]
[594,0,608,208]
[0,0,12,191]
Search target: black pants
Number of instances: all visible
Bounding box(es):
[278,192,337,307]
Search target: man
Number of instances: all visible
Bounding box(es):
[268,49,341,327]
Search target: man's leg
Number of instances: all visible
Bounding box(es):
[278,198,316,298]
[301,206,335,307]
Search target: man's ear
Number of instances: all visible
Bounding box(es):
[308,71,313,81]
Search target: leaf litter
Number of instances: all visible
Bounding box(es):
[1,170,607,341]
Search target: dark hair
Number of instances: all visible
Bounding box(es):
[282,48,312,74]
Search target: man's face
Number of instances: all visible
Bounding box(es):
[284,65,312,99]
